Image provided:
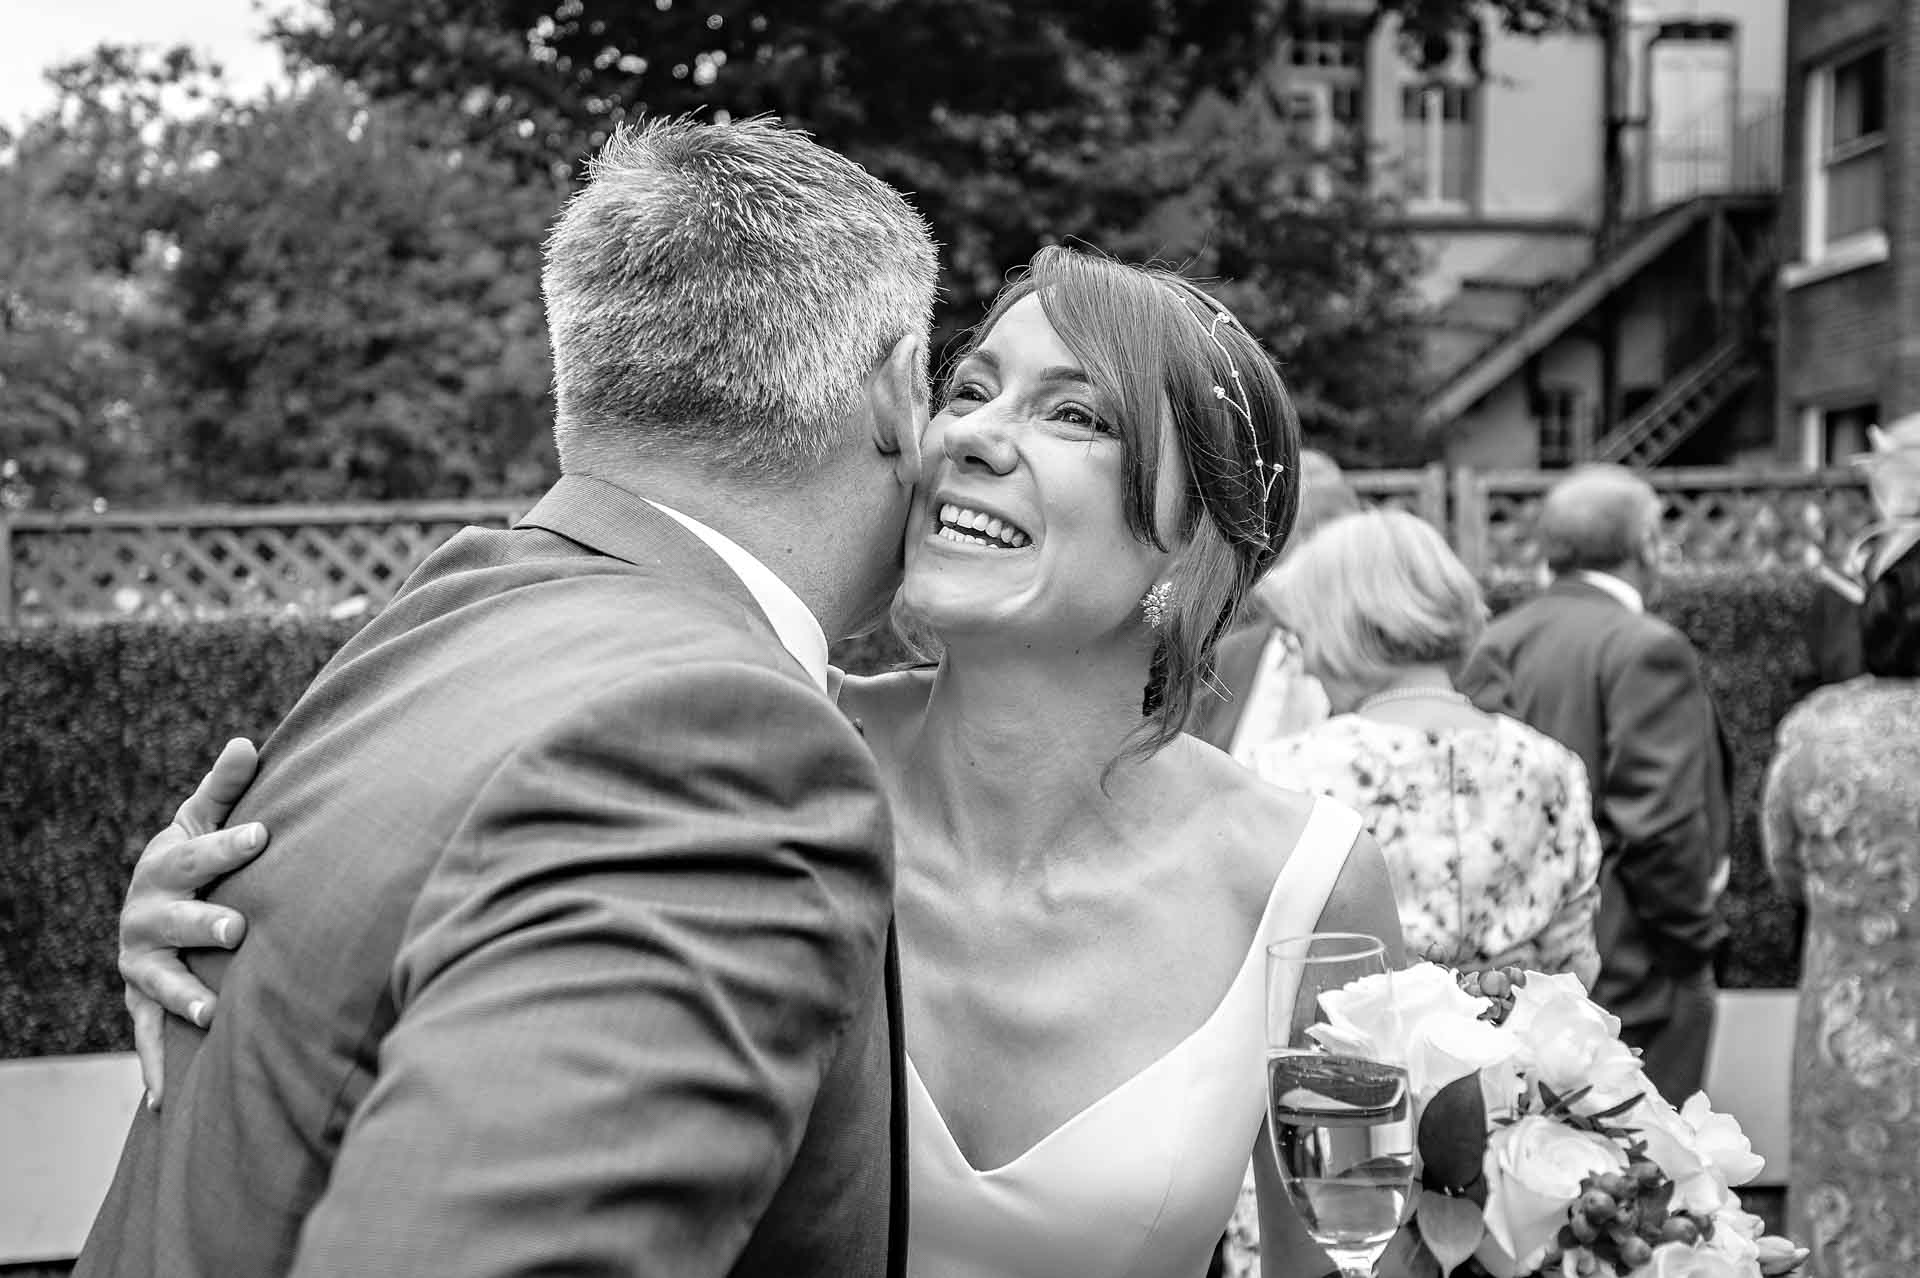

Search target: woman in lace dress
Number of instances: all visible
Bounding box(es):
[113,247,1406,1278]
[1763,536,1920,1278]
[1219,510,1602,1278]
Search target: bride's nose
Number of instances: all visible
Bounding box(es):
[941,406,1018,476]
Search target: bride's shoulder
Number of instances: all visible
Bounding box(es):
[1159,735,1323,894]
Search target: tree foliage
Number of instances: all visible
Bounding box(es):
[0,48,560,510]
[3,1,1601,507]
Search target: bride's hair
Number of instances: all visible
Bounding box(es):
[947,245,1303,759]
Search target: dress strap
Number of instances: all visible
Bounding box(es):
[1260,799,1367,949]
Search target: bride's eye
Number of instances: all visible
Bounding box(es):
[942,380,990,409]
[1055,403,1117,437]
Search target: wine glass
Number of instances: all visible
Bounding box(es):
[1265,933,1413,1278]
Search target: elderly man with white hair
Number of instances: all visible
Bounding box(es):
[1459,463,1731,1106]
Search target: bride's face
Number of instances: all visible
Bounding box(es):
[901,294,1177,648]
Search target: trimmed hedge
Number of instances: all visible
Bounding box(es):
[0,575,1815,1061]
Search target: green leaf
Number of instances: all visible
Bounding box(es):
[1377,1219,1444,1278]
[1416,1189,1488,1277]
[1417,1074,1490,1204]
[1587,1091,1648,1122]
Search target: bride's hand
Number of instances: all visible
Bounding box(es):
[121,737,268,1108]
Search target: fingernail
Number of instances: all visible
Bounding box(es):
[145,1090,157,1112]
[241,824,264,850]
[188,1000,209,1028]
[214,918,234,946]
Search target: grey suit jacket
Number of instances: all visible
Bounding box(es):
[1459,577,1730,1030]
[78,475,906,1278]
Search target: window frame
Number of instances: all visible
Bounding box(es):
[1793,42,1889,279]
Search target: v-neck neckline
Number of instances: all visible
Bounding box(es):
[903,802,1333,1177]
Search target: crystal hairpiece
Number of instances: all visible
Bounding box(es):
[1189,301,1282,544]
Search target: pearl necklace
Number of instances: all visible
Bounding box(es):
[1356,685,1471,712]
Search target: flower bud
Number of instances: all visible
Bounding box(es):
[1580,1189,1616,1223]
[1757,1236,1810,1276]
[1660,1216,1702,1246]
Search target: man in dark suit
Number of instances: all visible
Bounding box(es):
[1459,464,1729,1104]
[78,117,937,1277]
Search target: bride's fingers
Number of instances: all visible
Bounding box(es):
[155,898,247,951]
[119,944,219,1027]
[129,989,167,1109]
[150,824,268,895]
[170,738,261,837]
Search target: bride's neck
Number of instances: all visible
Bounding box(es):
[893,641,1157,872]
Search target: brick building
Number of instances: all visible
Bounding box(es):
[1777,0,1920,463]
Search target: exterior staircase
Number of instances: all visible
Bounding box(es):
[1593,332,1759,466]
[1417,195,1746,433]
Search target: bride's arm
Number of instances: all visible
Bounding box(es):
[119,738,270,1105]
[1257,830,1405,1278]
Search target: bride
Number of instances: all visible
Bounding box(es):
[116,245,1406,1277]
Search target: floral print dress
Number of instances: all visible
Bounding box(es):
[1244,712,1603,974]
[1217,712,1603,1278]
[1762,678,1920,1278]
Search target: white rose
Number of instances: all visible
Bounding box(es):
[1628,1094,1728,1216]
[1481,1115,1627,1264]
[1502,972,1649,1113]
[1702,1206,1764,1269]
[1680,1093,1766,1188]
[1310,962,1518,1101]
[1645,1241,1755,1278]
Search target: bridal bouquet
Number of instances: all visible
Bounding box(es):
[1308,963,1807,1278]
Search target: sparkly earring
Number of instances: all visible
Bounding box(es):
[1140,582,1174,630]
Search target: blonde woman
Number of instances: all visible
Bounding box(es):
[1244,508,1602,979]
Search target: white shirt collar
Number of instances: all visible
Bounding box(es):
[1573,569,1645,614]
[646,500,831,694]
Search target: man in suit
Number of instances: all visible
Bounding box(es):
[78,117,937,1278]
[1459,464,1730,1104]
[1186,449,1360,754]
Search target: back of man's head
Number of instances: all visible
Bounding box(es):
[543,117,938,481]
[1537,463,1660,575]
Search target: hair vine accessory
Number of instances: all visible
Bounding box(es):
[1140,581,1175,630]
[1188,301,1283,543]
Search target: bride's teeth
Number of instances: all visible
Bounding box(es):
[985,517,1005,541]
[968,510,989,531]
[941,503,958,524]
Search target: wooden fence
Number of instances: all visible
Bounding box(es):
[0,467,1876,627]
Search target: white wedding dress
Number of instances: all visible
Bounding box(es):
[904,799,1364,1278]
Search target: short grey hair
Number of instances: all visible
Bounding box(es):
[1264,508,1487,693]
[542,117,939,478]
[1536,463,1661,574]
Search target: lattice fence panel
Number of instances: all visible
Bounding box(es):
[7,506,524,627]
[1475,472,1877,585]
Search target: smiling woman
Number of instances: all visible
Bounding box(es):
[903,246,1304,759]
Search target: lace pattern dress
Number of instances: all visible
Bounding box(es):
[1762,678,1920,1278]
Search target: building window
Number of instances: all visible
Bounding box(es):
[1819,402,1878,467]
[1396,35,1479,211]
[1534,386,1586,468]
[1274,16,1370,199]
[1803,46,1886,258]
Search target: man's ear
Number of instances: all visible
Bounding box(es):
[869,332,929,482]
